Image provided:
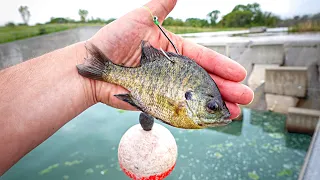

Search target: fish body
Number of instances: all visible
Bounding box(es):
[76,41,231,129]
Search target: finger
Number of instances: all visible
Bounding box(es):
[226,101,241,119]
[181,38,247,82]
[144,0,178,22]
[210,74,254,105]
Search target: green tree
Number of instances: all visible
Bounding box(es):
[263,12,280,27]
[163,17,184,26]
[220,10,253,27]
[219,3,279,27]
[18,6,31,25]
[105,18,116,24]
[185,18,209,27]
[5,22,16,27]
[78,9,88,22]
[48,17,75,24]
[207,10,220,25]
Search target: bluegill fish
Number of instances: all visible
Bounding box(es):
[76,41,231,129]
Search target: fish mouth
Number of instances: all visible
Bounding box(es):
[199,118,232,127]
[198,111,232,127]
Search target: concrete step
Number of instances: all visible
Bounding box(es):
[265,66,308,98]
[266,94,299,114]
[248,64,280,91]
[286,107,320,134]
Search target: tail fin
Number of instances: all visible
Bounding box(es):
[76,42,111,81]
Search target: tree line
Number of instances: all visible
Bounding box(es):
[163,3,319,28]
[5,3,320,28]
[5,7,116,27]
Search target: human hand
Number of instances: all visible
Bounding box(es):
[81,0,253,119]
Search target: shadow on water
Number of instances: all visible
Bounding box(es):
[1,103,312,180]
[209,120,243,136]
[248,109,312,150]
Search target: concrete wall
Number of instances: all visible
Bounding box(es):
[287,107,320,134]
[203,40,320,110]
[265,67,308,97]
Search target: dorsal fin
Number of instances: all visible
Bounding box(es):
[140,40,180,64]
[140,41,163,63]
[140,40,196,65]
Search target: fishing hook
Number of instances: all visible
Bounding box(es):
[153,16,180,55]
[143,6,180,55]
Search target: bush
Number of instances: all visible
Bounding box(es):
[5,22,16,27]
[38,27,47,35]
[48,17,75,24]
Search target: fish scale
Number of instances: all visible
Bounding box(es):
[76,41,231,129]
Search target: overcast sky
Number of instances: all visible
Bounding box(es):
[1,0,320,25]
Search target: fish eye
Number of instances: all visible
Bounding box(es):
[207,100,219,112]
[185,91,192,100]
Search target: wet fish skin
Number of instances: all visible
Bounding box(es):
[76,41,231,129]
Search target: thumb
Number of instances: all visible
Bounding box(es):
[144,0,177,23]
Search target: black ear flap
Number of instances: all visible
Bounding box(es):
[185,91,192,100]
[207,99,219,111]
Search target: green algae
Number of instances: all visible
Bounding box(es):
[248,171,260,180]
[64,160,83,166]
[85,168,94,175]
[38,163,59,175]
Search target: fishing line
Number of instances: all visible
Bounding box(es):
[143,6,180,55]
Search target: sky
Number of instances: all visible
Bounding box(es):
[1,0,320,26]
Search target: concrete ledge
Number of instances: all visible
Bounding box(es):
[284,43,320,66]
[248,64,280,91]
[244,82,267,111]
[265,67,308,97]
[286,107,320,134]
[227,42,250,61]
[299,120,320,180]
[266,94,299,113]
[248,44,284,64]
[284,41,319,47]
[249,27,267,33]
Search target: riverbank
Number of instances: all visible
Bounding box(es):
[0,24,245,44]
[0,23,103,44]
[164,26,245,34]
[2,23,320,44]
[289,21,320,33]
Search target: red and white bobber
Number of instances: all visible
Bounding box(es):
[118,113,178,180]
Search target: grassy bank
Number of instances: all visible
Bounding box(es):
[164,26,245,34]
[289,20,320,32]
[0,24,246,44]
[0,23,103,44]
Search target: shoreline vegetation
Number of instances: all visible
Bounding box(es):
[0,24,249,44]
[1,2,319,44]
[1,22,319,44]
[289,21,320,33]
[0,23,99,44]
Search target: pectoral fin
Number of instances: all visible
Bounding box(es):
[114,94,143,111]
[167,98,186,116]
